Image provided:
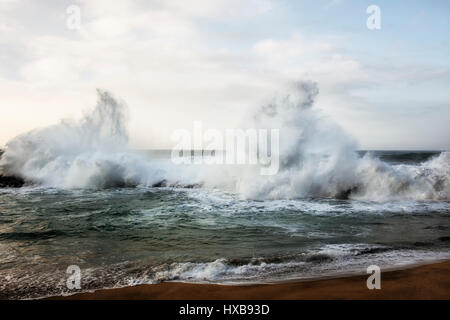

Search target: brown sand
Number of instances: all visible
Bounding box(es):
[50,261,450,300]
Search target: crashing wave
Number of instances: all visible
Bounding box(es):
[0,85,448,201]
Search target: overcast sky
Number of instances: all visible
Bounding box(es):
[1,0,449,150]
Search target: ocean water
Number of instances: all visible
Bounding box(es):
[0,87,449,299]
[0,151,449,299]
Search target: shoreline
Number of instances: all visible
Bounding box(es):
[49,260,450,300]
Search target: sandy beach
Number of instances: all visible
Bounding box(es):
[49,261,450,300]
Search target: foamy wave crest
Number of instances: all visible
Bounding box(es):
[231,81,450,201]
[234,81,360,199]
[1,85,449,200]
[149,246,450,284]
[354,151,450,201]
[0,90,181,188]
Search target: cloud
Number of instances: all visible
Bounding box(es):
[1,0,449,149]
[253,34,366,84]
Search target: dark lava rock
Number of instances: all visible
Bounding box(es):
[0,175,25,188]
[151,180,202,189]
[335,186,359,200]
[152,180,168,187]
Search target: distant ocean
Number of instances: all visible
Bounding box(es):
[0,88,449,299]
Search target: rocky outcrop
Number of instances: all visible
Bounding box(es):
[0,175,24,188]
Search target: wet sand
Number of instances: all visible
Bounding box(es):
[50,261,450,300]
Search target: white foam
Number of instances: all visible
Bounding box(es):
[149,247,450,284]
[1,85,449,201]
